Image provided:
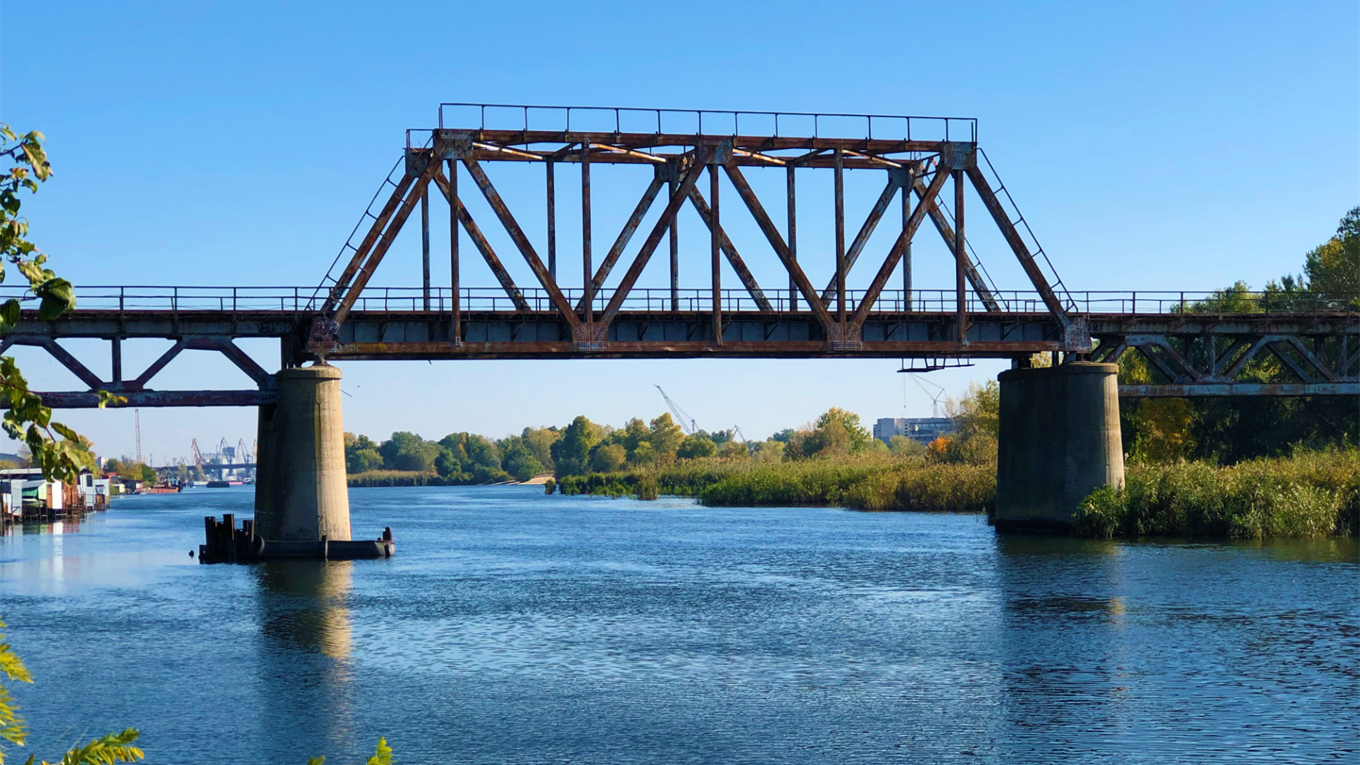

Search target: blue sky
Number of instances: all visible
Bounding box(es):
[2,0,1356,462]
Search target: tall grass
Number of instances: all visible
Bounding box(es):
[843,462,995,513]
[558,454,993,512]
[1074,448,1358,539]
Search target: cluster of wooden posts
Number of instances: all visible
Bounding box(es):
[199,514,395,564]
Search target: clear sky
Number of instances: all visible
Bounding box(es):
[2,0,1356,463]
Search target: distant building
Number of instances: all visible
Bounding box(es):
[873,417,954,446]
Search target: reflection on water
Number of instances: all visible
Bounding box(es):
[255,561,353,660]
[0,487,1354,764]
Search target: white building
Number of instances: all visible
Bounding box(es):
[873,417,955,446]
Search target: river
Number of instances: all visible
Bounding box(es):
[1,486,1356,763]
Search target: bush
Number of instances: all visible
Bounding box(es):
[1072,448,1358,539]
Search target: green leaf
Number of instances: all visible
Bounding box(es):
[35,278,74,320]
[51,422,78,442]
[0,300,18,330]
[365,738,392,765]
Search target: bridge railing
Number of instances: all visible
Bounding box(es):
[1,286,1353,316]
[432,103,980,144]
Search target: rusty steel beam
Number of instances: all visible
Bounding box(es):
[7,337,105,390]
[449,158,461,343]
[851,168,948,326]
[439,129,962,157]
[834,149,847,325]
[912,178,1001,312]
[599,151,710,330]
[1120,383,1359,397]
[964,165,1068,325]
[787,164,798,311]
[710,162,722,342]
[431,171,531,312]
[333,160,441,324]
[325,337,1064,360]
[324,171,416,314]
[720,160,834,329]
[25,390,276,409]
[954,169,967,345]
[461,158,581,329]
[579,175,665,311]
[820,177,900,304]
[685,185,774,311]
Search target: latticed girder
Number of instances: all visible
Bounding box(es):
[314,105,1087,359]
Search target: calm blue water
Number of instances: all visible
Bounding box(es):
[1,486,1356,764]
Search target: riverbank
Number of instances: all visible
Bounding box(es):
[555,449,1358,539]
[556,455,995,513]
[347,470,553,487]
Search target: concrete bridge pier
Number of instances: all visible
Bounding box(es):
[254,364,352,543]
[994,362,1124,532]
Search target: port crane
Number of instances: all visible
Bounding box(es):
[655,386,697,435]
[907,374,948,418]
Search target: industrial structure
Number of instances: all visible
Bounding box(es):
[873,417,954,447]
[0,104,1351,541]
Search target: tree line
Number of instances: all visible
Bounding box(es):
[1118,207,1358,463]
[342,391,1004,485]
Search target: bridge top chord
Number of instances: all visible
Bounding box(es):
[433,103,979,144]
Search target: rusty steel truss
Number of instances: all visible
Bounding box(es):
[309,104,1088,361]
[0,106,1353,407]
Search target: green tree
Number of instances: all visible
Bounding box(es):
[676,434,717,460]
[519,426,559,471]
[551,416,601,476]
[589,443,626,473]
[379,431,438,472]
[648,413,685,463]
[0,126,114,483]
[1302,207,1359,302]
[795,408,872,458]
[348,449,383,473]
[888,435,925,457]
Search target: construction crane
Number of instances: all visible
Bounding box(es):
[732,425,748,444]
[237,439,249,464]
[908,373,948,418]
[655,386,697,435]
[134,409,142,464]
[191,438,204,466]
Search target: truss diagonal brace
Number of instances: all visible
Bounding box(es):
[851,168,949,326]
[685,186,774,312]
[819,178,900,304]
[720,160,834,329]
[600,150,710,329]
[913,178,1002,312]
[6,337,104,390]
[461,158,581,329]
[433,171,531,312]
[964,165,1068,326]
[334,159,442,324]
[323,170,417,314]
[579,175,665,311]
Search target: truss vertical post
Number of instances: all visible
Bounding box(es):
[787,164,798,312]
[448,159,460,344]
[834,149,846,325]
[954,168,967,345]
[421,183,431,311]
[581,144,593,326]
[711,162,722,342]
[669,165,680,311]
[902,169,913,311]
[546,159,556,281]
[110,337,122,385]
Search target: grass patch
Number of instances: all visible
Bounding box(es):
[1073,448,1358,539]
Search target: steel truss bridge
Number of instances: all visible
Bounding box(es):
[0,104,1354,407]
